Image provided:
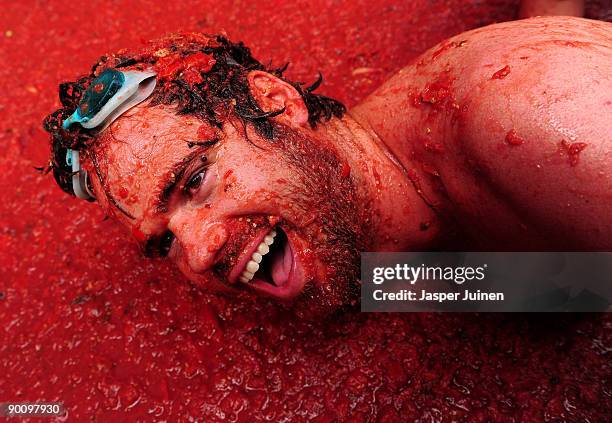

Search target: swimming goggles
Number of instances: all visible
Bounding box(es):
[62,68,157,200]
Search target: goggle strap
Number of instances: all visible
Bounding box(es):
[68,149,95,200]
[92,73,157,133]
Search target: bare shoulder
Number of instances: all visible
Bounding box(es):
[354,17,612,249]
[449,17,611,103]
[448,17,612,249]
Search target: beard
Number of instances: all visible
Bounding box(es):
[262,123,367,318]
[203,121,368,318]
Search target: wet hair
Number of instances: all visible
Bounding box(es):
[42,32,346,198]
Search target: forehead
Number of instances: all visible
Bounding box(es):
[92,103,211,224]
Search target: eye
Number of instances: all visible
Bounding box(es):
[184,168,206,195]
[158,230,175,257]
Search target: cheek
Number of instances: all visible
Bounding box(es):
[219,150,299,200]
[219,166,304,219]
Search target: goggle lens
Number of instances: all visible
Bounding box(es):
[78,69,124,119]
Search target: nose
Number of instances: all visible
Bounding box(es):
[168,208,228,274]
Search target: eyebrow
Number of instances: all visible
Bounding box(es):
[154,141,216,214]
[141,140,218,257]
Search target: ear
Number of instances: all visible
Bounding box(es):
[247,70,309,127]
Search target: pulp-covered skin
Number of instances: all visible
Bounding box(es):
[2,1,612,422]
[87,82,439,309]
[354,17,612,250]
[90,18,612,306]
[88,103,371,311]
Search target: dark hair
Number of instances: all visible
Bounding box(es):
[42,33,346,198]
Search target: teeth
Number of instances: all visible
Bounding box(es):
[238,228,277,284]
[246,261,259,274]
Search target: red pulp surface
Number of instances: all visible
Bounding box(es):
[0,1,610,421]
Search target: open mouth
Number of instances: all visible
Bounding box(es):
[229,226,304,299]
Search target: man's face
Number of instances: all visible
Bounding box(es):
[88,102,363,315]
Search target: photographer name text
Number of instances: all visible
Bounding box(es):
[372,289,504,302]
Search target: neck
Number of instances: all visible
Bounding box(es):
[313,114,439,251]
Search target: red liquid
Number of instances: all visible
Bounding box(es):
[0,1,610,421]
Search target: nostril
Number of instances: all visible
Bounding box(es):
[159,230,175,257]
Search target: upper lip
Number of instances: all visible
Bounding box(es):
[226,226,274,285]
